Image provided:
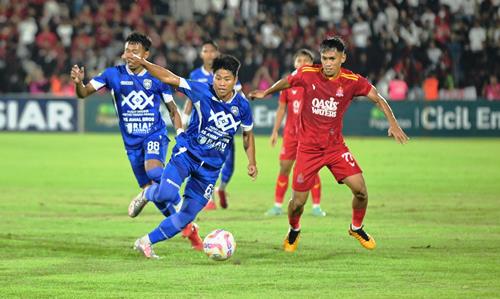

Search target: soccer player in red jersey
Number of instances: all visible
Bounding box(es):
[250,37,409,252]
[266,49,326,217]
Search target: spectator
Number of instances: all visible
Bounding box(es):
[483,75,500,101]
[423,72,439,101]
[388,73,409,101]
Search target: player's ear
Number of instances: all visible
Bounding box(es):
[143,50,150,60]
[341,52,346,64]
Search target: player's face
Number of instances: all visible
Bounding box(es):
[123,42,149,70]
[200,44,219,68]
[213,69,236,100]
[320,49,346,77]
[294,55,313,69]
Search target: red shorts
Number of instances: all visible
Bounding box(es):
[292,143,362,192]
[279,134,298,161]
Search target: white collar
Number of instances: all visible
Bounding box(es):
[126,64,147,76]
[201,65,212,76]
[212,90,237,104]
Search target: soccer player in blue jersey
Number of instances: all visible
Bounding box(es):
[70,33,202,248]
[183,40,242,210]
[125,53,257,259]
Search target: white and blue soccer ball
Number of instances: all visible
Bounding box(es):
[203,229,236,261]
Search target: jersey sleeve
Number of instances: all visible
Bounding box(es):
[160,82,174,103]
[240,99,254,132]
[287,67,305,88]
[89,67,113,91]
[177,78,207,103]
[353,74,373,97]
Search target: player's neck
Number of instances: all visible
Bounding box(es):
[217,90,235,102]
[131,66,146,75]
[203,64,213,74]
[322,69,340,79]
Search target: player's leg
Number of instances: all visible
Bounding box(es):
[310,174,326,217]
[327,146,375,250]
[144,134,176,217]
[216,140,235,209]
[134,166,219,258]
[284,145,323,252]
[266,159,294,216]
[126,147,154,217]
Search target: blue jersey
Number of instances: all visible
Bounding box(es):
[189,66,242,91]
[90,65,174,148]
[176,78,253,168]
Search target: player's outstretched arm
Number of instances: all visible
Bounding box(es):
[248,78,290,100]
[70,65,97,98]
[270,101,286,147]
[366,87,410,144]
[126,54,181,87]
[242,129,257,180]
[182,100,193,128]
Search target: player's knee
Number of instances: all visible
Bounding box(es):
[157,183,180,203]
[146,167,163,184]
[289,196,306,211]
[353,187,368,202]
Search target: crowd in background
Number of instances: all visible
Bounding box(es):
[0,0,499,100]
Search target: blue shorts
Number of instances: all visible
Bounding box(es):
[126,132,169,187]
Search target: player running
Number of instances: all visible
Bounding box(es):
[70,32,202,250]
[266,49,326,217]
[126,54,257,259]
[183,40,243,210]
[250,37,409,252]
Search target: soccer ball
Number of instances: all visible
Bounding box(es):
[203,229,236,261]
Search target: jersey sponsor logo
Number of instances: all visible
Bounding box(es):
[230,106,239,116]
[120,81,134,85]
[336,87,344,97]
[341,152,356,167]
[143,79,152,90]
[208,109,241,132]
[292,89,297,95]
[204,184,214,200]
[121,90,154,110]
[311,97,339,118]
[125,122,152,134]
[196,78,209,83]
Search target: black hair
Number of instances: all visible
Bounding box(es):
[202,40,219,51]
[213,54,241,77]
[294,48,314,62]
[319,36,346,53]
[125,32,152,51]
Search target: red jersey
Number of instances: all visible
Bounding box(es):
[287,64,372,148]
[279,86,303,137]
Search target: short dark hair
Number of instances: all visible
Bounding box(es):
[319,36,346,53]
[294,48,314,62]
[202,40,219,51]
[213,54,240,77]
[125,32,152,51]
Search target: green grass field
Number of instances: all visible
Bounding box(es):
[1,133,499,298]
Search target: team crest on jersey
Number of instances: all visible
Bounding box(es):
[336,86,344,97]
[230,106,239,116]
[297,173,304,184]
[143,79,152,90]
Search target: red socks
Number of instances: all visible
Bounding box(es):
[274,174,289,204]
[352,208,366,228]
[311,174,321,205]
[288,214,301,230]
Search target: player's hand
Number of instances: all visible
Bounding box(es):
[247,164,257,180]
[270,131,278,147]
[122,52,144,65]
[388,124,409,144]
[248,90,266,100]
[70,65,84,84]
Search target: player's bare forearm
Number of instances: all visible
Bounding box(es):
[249,78,290,100]
[243,130,256,166]
[74,82,95,98]
[367,87,409,143]
[243,129,257,179]
[140,59,180,87]
[272,102,286,135]
[166,101,183,131]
